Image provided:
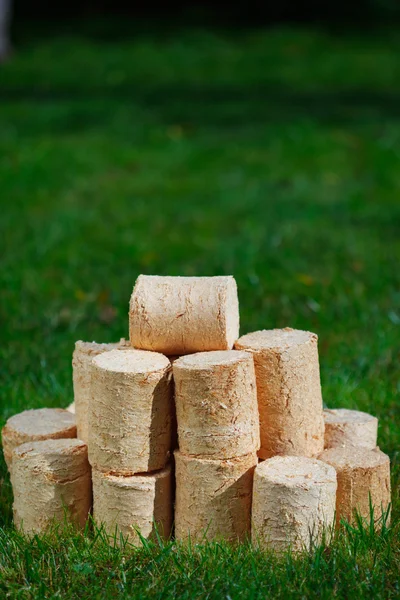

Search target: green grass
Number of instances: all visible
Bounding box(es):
[1,20,400,598]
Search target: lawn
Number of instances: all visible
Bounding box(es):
[0,19,399,599]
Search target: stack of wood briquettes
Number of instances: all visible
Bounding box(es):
[2,275,391,551]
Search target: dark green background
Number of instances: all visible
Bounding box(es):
[0,21,399,599]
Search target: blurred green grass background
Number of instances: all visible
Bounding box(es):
[0,21,399,598]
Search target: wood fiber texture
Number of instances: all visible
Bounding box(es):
[92,464,172,546]
[2,408,76,469]
[252,456,337,552]
[173,350,260,458]
[318,446,391,527]
[129,275,239,355]
[174,450,258,542]
[72,339,129,442]
[89,349,173,474]
[11,439,92,535]
[323,408,378,450]
[235,328,324,459]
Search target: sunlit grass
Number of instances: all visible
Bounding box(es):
[0,20,399,598]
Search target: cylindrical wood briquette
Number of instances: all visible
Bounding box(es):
[251,456,337,552]
[72,339,129,443]
[11,438,92,535]
[173,350,260,459]
[92,464,172,546]
[89,348,173,474]
[323,408,378,450]
[235,328,324,459]
[129,275,239,354]
[174,450,257,542]
[318,446,391,527]
[1,408,76,470]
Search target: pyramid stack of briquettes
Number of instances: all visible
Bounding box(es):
[2,275,391,551]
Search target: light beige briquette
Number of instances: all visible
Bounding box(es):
[173,350,260,458]
[92,464,172,546]
[66,402,75,413]
[324,408,378,450]
[72,338,129,443]
[11,438,91,535]
[129,275,239,354]
[174,450,257,542]
[251,456,337,552]
[235,328,324,459]
[2,408,76,470]
[89,349,173,474]
[318,446,391,527]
